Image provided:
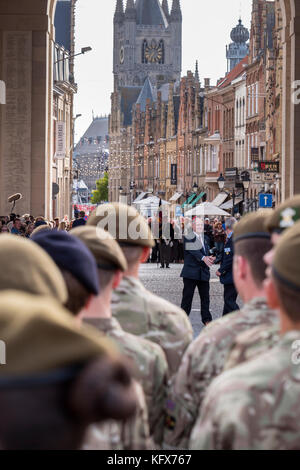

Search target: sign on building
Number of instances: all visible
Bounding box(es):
[0,80,6,104]
[259,193,273,208]
[171,164,177,186]
[258,161,280,173]
[55,121,66,159]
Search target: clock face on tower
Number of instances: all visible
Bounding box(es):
[120,46,124,64]
[145,39,163,64]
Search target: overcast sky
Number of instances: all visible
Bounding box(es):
[74,0,252,141]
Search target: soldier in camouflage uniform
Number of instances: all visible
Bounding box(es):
[164,211,276,449]
[224,196,300,371]
[72,225,168,447]
[83,380,152,450]
[87,203,193,377]
[190,222,300,450]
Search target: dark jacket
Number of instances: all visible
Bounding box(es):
[180,230,210,282]
[219,234,234,285]
[72,218,86,228]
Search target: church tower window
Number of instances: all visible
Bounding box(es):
[142,39,148,64]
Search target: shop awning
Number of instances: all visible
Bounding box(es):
[169,192,183,202]
[220,197,243,210]
[133,192,148,204]
[211,192,228,207]
[182,193,197,208]
[190,192,206,208]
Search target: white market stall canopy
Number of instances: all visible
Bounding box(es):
[134,196,170,206]
[185,202,229,217]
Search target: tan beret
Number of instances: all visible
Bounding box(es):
[233,210,272,243]
[0,291,118,379]
[272,221,300,290]
[265,195,300,233]
[71,226,128,272]
[87,203,154,248]
[0,235,67,303]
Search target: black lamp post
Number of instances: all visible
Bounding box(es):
[192,182,199,194]
[217,172,251,216]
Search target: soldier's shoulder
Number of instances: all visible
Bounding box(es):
[109,327,167,366]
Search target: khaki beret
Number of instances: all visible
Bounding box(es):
[272,221,300,290]
[233,210,272,243]
[71,226,128,272]
[265,195,300,233]
[0,235,67,304]
[0,291,118,380]
[87,203,154,248]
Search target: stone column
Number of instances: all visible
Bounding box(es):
[0,3,53,216]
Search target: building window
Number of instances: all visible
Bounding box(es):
[159,40,165,65]
[142,39,148,64]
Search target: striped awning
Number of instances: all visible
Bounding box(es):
[169,192,183,202]
[190,192,206,208]
[220,197,243,210]
[182,193,197,208]
[211,192,228,207]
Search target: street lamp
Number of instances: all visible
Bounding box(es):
[54,47,92,64]
[192,182,199,194]
[217,173,225,191]
[217,172,251,216]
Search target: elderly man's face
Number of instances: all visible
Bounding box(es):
[192,217,204,234]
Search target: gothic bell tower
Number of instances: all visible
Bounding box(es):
[113,0,182,88]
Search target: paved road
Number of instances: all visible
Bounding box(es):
[139,262,235,338]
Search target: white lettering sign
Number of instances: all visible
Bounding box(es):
[55,121,66,159]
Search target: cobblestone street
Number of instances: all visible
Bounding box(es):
[139,263,231,338]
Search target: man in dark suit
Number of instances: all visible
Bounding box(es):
[216,217,239,316]
[180,217,215,325]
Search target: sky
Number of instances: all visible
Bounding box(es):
[74,0,252,142]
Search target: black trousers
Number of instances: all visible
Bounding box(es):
[181,278,212,324]
[159,243,171,267]
[223,283,239,316]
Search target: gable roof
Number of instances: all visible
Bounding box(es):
[120,86,142,126]
[135,0,168,28]
[218,55,248,89]
[136,77,157,112]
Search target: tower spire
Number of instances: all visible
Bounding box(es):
[195,60,199,82]
[170,0,182,22]
[125,0,136,20]
[114,0,124,23]
[162,0,170,20]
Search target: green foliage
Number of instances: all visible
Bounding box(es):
[91,172,109,204]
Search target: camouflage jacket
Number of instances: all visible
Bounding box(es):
[190,331,300,450]
[225,323,280,370]
[83,381,153,450]
[164,298,277,449]
[84,316,168,446]
[111,276,193,377]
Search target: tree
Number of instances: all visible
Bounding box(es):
[91,172,109,204]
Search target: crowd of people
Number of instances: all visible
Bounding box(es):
[0,210,87,237]
[0,197,300,450]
